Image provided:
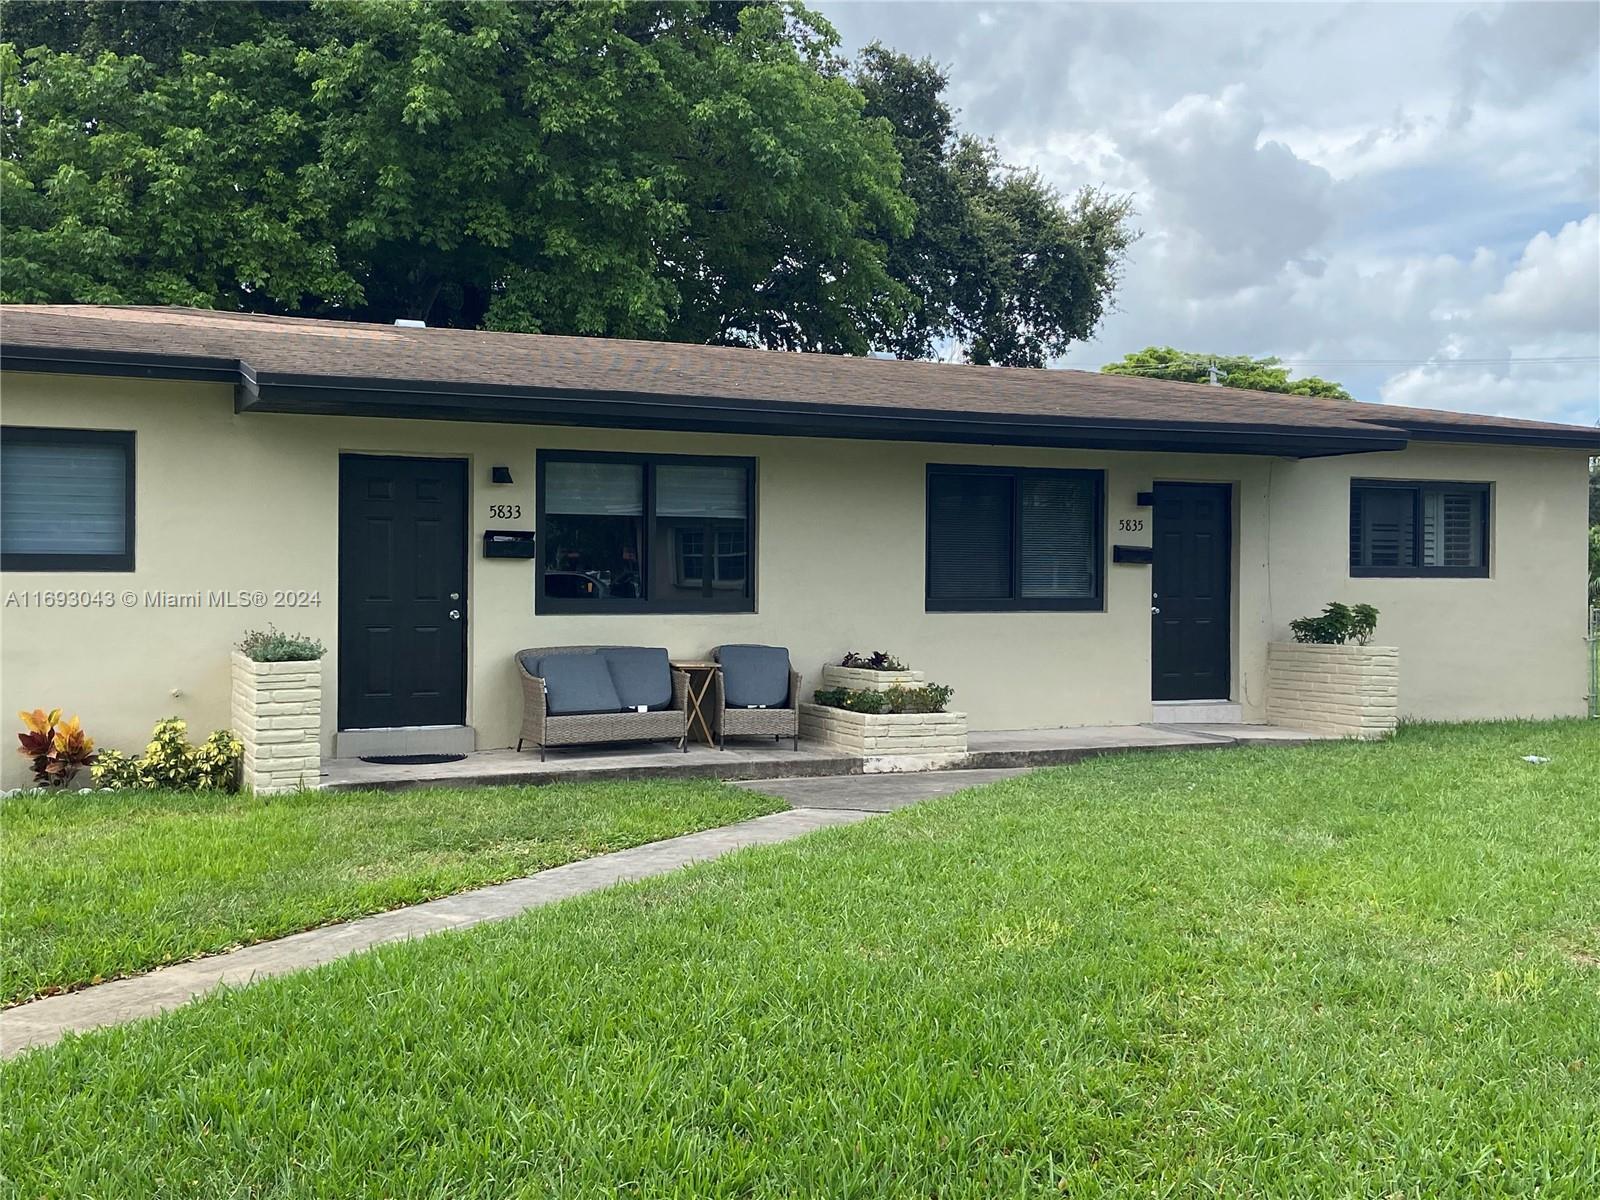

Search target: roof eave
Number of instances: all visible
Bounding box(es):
[1,342,1408,457]
[1371,421,1600,452]
[238,371,1406,458]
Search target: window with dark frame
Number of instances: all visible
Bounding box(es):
[1349,479,1489,577]
[0,427,135,572]
[925,465,1104,611]
[537,451,755,613]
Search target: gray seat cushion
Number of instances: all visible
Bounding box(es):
[717,644,791,708]
[599,647,673,711]
[539,654,624,716]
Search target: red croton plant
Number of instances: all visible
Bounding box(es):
[16,708,97,788]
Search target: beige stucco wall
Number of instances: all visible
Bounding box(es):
[0,370,1589,783]
[1266,442,1592,721]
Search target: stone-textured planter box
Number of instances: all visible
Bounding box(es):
[1265,642,1398,740]
[819,664,925,693]
[799,702,967,765]
[231,651,323,793]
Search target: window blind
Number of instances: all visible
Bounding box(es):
[543,461,643,515]
[1019,474,1097,598]
[1,440,128,555]
[927,473,1013,600]
[655,464,747,518]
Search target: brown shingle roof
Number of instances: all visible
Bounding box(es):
[2,304,1595,453]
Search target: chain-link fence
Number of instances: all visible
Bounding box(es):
[1590,607,1599,719]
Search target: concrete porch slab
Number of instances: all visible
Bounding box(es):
[324,740,859,792]
[322,723,1334,792]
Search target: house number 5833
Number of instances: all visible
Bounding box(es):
[488,504,522,519]
[1117,517,1145,532]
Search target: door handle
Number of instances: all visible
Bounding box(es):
[1151,606,1161,614]
[449,609,461,620]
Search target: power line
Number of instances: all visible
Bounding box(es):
[1096,355,1600,374]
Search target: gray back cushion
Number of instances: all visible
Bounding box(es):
[539,654,624,716]
[716,644,791,708]
[599,647,673,710]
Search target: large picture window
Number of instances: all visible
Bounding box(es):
[1349,479,1489,577]
[537,451,754,613]
[926,465,1103,611]
[1,427,135,572]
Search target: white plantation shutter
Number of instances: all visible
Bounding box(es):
[1351,481,1486,574]
[1,438,129,556]
[1423,487,1484,568]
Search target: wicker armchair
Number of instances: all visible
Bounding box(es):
[710,647,801,751]
[516,646,689,761]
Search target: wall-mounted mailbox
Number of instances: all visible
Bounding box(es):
[1113,544,1154,565]
[483,529,536,559]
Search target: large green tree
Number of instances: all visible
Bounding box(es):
[2,1,1134,362]
[1101,347,1354,400]
[1,1,912,351]
[853,44,1135,367]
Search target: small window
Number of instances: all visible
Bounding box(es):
[537,451,755,613]
[1,427,135,572]
[926,465,1103,611]
[1349,480,1489,578]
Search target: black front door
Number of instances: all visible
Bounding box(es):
[338,455,468,729]
[1151,482,1232,702]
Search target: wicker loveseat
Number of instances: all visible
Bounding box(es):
[710,644,801,751]
[516,646,689,760]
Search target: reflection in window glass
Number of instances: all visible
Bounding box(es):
[542,461,644,600]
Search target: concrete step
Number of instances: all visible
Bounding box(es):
[1151,700,1242,724]
[332,725,476,760]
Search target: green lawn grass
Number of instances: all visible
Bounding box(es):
[5,722,1599,1196]
[0,779,785,1006]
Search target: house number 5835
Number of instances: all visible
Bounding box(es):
[1117,517,1145,532]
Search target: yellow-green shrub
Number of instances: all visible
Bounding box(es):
[91,719,243,792]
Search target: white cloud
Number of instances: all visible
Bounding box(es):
[1480,215,1600,333]
[818,1,1600,426]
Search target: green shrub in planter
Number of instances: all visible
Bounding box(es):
[1289,602,1379,646]
[883,684,955,714]
[813,687,888,714]
[813,684,955,714]
[236,627,326,663]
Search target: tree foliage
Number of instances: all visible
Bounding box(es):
[853,44,1136,366]
[1100,347,1354,400]
[1,1,910,351]
[1,2,1134,363]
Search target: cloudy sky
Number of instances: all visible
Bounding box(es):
[819,1,1600,426]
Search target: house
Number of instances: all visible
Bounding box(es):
[1,304,1594,784]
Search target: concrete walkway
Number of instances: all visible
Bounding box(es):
[0,805,877,1059]
[740,768,1028,810]
[2,769,1044,1058]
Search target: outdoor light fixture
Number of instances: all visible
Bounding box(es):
[491,466,514,485]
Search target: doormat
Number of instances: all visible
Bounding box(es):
[358,753,467,766]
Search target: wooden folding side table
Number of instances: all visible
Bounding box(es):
[671,660,721,747]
